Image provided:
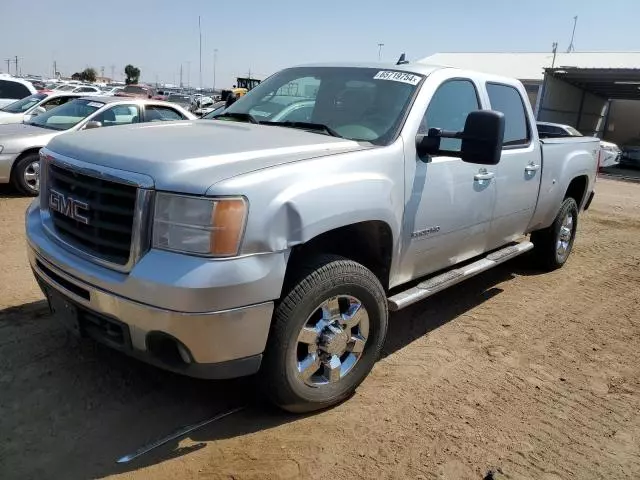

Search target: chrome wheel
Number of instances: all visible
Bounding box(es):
[556,210,574,262]
[23,160,40,192]
[295,295,369,387]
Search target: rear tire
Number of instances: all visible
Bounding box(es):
[262,254,388,413]
[531,197,579,271]
[11,153,41,196]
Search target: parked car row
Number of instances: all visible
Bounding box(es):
[0,97,194,194]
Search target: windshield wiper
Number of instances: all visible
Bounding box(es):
[214,112,258,124]
[262,121,342,138]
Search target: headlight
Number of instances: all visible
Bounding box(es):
[152,193,248,256]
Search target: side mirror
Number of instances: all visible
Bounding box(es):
[31,106,46,117]
[416,110,505,165]
[84,120,102,130]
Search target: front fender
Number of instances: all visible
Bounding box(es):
[209,142,406,256]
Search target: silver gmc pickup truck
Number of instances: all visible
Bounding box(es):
[26,62,598,412]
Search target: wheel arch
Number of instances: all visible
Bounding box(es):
[10,147,42,179]
[564,175,589,209]
[285,220,395,292]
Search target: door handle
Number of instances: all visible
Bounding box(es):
[474,170,495,181]
[525,163,540,172]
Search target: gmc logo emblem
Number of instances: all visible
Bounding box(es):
[49,189,90,224]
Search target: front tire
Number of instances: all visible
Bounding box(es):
[262,254,388,413]
[531,197,579,271]
[11,153,41,196]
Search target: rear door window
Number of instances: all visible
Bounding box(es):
[486,83,530,147]
[144,105,186,121]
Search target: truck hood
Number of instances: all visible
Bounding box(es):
[46,120,372,194]
[0,123,60,151]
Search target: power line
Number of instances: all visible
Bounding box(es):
[566,15,578,53]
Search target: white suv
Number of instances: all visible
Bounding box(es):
[0,77,37,108]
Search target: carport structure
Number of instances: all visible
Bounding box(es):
[537,67,640,140]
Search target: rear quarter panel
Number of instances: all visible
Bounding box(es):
[527,137,599,231]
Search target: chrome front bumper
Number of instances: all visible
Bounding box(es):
[26,199,284,379]
[30,250,274,378]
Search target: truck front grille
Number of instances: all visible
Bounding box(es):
[48,162,137,265]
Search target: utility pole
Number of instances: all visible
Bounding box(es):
[213,48,218,93]
[5,59,10,75]
[14,56,19,76]
[566,15,578,53]
[180,64,183,88]
[198,16,203,90]
[551,42,558,68]
[378,43,384,61]
[101,66,105,79]
[53,60,57,78]
[110,65,115,82]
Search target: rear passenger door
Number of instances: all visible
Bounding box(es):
[485,82,542,249]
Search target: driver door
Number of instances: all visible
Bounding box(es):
[400,79,497,281]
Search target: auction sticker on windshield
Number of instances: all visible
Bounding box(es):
[373,71,422,85]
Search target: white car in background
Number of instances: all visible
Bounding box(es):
[0,92,86,125]
[0,96,195,195]
[0,77,37,108]
[536,121,621,168]
[101,86,124,96]
[54,84,103,94]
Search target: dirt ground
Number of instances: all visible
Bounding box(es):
[1,178,639,480]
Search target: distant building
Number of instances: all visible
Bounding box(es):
[419,52,640,146]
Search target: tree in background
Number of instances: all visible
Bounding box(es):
[81,68,97,83]
[124,65,141,85]
[71,72,82,80]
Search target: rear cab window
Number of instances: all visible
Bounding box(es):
[486,83,530,148]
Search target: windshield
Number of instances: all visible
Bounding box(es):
[56,85,75,91]
[214,67,424,144]
[1,93,47,113]
[29,98,104,131]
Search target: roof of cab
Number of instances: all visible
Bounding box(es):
[288,62,447,77]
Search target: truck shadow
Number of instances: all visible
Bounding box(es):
[0,184,24,199]
[1,258,540,480]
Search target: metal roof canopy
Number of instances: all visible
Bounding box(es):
[547,67,640,100]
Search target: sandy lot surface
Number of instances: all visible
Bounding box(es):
[1,179,639,480]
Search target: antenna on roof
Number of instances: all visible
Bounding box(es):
[396,53,409,65]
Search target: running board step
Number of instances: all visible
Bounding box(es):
[388,241,534,311]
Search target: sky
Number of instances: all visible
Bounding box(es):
[2,0,640,88]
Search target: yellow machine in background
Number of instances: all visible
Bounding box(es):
[221,77,261,102]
